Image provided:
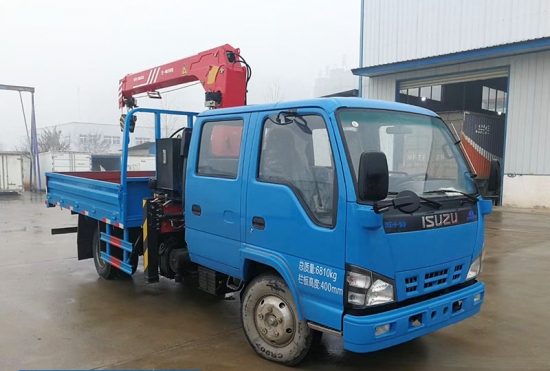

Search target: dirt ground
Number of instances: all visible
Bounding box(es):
[0,193,549,370]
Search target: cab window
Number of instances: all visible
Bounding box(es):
[197,119,244,178]
[258,114,336,227]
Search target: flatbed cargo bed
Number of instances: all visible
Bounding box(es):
[46,171,154,228]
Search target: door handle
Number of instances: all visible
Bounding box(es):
[191,204,201,216]
[252,216,265,230]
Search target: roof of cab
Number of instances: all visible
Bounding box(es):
[198,97,438,118]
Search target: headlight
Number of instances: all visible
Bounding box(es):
[466,255,482,280]
[346,266,394,308]
[366,279,394,306]
[346,271,372,289]
[347,291,367,306]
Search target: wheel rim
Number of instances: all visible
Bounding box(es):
[95,236,106,269]
[254,295,296,347]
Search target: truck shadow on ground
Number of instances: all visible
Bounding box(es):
[305,336,429,369]
[68,271,431,370]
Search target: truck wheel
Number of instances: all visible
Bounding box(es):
[129,252,138,275]
[241,274,314,365]
[92,226,118,280]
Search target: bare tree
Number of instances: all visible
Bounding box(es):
[15,137,31,156]
[79,132,110,153]
[38,127,70,153]
[160,93,187,137]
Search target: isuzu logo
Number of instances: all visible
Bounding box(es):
[421,212,459,229]
[383,207,476,233]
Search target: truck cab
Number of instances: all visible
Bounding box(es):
[183,97,491,362]
[46,97,493,365]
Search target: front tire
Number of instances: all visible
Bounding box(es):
[241,274,314,365]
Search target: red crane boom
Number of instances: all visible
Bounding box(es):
[118,44,249,109]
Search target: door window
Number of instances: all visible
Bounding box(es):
[197,120,244,178]
[258,115,336,227]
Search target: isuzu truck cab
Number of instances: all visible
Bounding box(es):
[46,97,495,365]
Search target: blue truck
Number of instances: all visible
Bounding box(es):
[47,98,497,365]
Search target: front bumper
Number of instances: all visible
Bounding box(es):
[343,281,484,353]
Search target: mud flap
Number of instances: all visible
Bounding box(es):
[77,214,96,260]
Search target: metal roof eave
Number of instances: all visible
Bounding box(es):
[199,97,438,118]
[352,37,550,77]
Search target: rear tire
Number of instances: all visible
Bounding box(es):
[129,252,138,275]
[92,225,118,280]
[241,274,314,366]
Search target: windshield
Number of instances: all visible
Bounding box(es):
[337,108,476,196]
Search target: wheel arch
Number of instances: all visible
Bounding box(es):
[241,250,304,319]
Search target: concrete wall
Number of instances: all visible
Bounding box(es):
[362,0,550,67]
[503,176,550,208]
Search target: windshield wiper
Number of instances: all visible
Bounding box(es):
[419,196,442,209]
[387,191,442,210]
[423,189,478,203]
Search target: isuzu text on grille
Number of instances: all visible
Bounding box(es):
[422,212,459,229]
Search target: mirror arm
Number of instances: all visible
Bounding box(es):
[373,199,393,214]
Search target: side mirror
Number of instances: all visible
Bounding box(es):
[487,159,501,192]
[358,151,389,202]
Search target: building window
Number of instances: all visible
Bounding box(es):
[135,137,150,145]
[408,87,419,97]
[103,136,121,145]
[258,115,336,227]
[79,134,88,144]
[197,120,244,179]
[400,85,442,102]
[482,86,507,114]
[431,85,442,101]
[420,86,431,99]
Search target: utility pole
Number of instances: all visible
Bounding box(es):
[0,84,41,191]
[358,0,365,97]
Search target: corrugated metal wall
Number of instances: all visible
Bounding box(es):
[363,50,550,175]
[362,0,550,67]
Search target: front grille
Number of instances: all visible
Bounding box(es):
[424,268,448,289]
[404,276,418,293]
[396,258,469,299]
[452,264,463,280]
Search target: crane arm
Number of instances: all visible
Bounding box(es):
[118,44,249,109]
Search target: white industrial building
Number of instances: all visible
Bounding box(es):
[39,122,156,153]
[354,0,550,208]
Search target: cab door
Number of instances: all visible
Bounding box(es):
[185,114,249,276]
[244,108,347,330]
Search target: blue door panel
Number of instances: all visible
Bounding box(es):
[243,108,347,330]
[185,114,249,271]
[246,182,341,262]
[187,177,241,241]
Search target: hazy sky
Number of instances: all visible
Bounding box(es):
[0,1,359,150]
